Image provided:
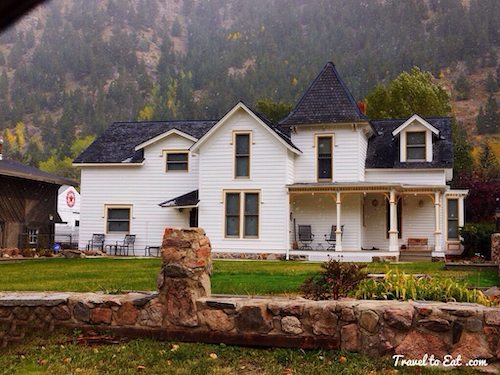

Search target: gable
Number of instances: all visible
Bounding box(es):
[392,114,440,136]
[191,102,301,154]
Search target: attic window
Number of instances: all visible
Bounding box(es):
[165,151,189,171]
[406,132,426,161]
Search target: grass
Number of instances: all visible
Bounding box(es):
[0,258,497,294]
[0,334,484,375]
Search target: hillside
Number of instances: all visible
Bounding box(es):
[0,0,498,174]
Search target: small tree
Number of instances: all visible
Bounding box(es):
[255,98,293,123]
[454,73,471,100]
[485,72,498,93]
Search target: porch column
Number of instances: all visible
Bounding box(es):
[336,191,342,252]
[458,196,465,227]
[434,191,442,253]
[389,189,398,252]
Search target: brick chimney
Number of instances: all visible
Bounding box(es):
[0,137,3,160]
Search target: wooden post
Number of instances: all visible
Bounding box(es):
[335,191,342,252]
[389,189,398,252]
[434,191,442,253]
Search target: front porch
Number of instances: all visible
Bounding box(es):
[287,182,467,261]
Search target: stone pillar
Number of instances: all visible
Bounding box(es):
[336,191,342,252]
[434,191,442,253]
[157,227,211,327]
[389,190,399,252]
[492,233,500,264]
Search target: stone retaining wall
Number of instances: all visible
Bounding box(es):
[0,228,498,365]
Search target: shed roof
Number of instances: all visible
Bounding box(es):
[0,159,76,186]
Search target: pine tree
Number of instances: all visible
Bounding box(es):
[485,72,498,93]
[478,142,500,181]
[454,73,471,100]
[476,95,500,134]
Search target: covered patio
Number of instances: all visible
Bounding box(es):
[286,183,466,261]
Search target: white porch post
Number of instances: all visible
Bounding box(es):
[458,196,465,227]
[434,191,442,253]
[286,193,291,260]
[336,191,342,251]
[389,189,399,252]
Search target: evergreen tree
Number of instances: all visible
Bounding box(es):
[485,72,498,93]
[255,98,292,123]
[451,120,474,181]
[476,95,500,134]
[453,73,471,100]
[477,142,500,181]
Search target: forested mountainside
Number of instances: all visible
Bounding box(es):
[0,0,498,172]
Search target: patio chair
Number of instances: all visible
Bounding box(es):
[86,233,105,251]
[324,225,344,251]
[115,234,136,256]
[298,225,314,250]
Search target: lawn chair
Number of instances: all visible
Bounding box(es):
[298,225,314,250]
[324,225,344,251]
[115,234,136,256]
[86,233,105,251]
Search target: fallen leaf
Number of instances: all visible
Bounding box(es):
[137,365,146,371]
[63,357,72,364]
[209,352,218,359]
[339,356,347,364]
[284,368,293,375]
[38,359,48,366]
[170,344,180,352]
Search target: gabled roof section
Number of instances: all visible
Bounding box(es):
[279,62,368,126]
[74,120,217,164]
[392,114,440,136]
[159,190,199,208]
[367,117,453,169]
[134,129,198,151]
[0,159,76,186]
[191,102,301,154]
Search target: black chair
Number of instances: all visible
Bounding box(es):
[298,225,314,250]
[116,234,136,256]
[324,225,344,251]
[87,234,105,251]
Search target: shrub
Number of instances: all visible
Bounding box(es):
[460,223,496,259]
[355,270,492,306]
[300,259,367,300]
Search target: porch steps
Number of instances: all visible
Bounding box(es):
[399,250,432,262]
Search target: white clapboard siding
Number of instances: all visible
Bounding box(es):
[78,134,198,254]
[358,132,368,181]
[197,109,289,253]
[286,150,295,185]
[290,193,362,250]
[291,125,366,183]
[365,169,446,185]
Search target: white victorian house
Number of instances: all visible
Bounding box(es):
[74,63,468,261]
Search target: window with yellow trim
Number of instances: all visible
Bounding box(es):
[234,133,250,178]
[225,191,259,238]
[106,206,131,233]
[317,135,333,180]
[165,151,189,171]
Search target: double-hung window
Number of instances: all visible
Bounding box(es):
[234,133,250,178]
[225,191,259,238]
[317,135,333,180]
[406,132,426,161]
[106,206,131,233]
[165,151,188,171]
[447,199,459,240]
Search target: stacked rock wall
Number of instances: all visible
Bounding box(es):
[0,227,498,364]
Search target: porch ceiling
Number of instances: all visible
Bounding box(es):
[287,182,448,194]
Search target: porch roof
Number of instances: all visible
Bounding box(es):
[287,182,448,193]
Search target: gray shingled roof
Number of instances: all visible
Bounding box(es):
[159,190,198,208]
[279,62,368,126]
[74,121,217,164]
[366,117,453,169]
[0,159,76,186]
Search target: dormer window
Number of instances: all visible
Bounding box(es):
[165,151,189,172]
[406,131,426,161]
[234,132,251,178]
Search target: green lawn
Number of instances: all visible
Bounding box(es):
[0,258,497,294]
[0,334,483,375]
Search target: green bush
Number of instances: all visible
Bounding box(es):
[300,259,367,300]
[355,270,492,306]
[460,223,496,259]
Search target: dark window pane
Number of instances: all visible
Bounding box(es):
[167,162,188,171]
[236,156,249,177]
[226,193,240,215]
[245,193,258,214]
[448,220,458,239]
[407,132,425,145]
[236,134,250,154]
[318,158,332,179]
[108,221,130,232]
[167,153,188,162]
[108,208,130,220]
[244,216,258,236]
[448,199,458,219]
[318,137,332,156]
[407,147,425,160]
[226,217,239,236]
